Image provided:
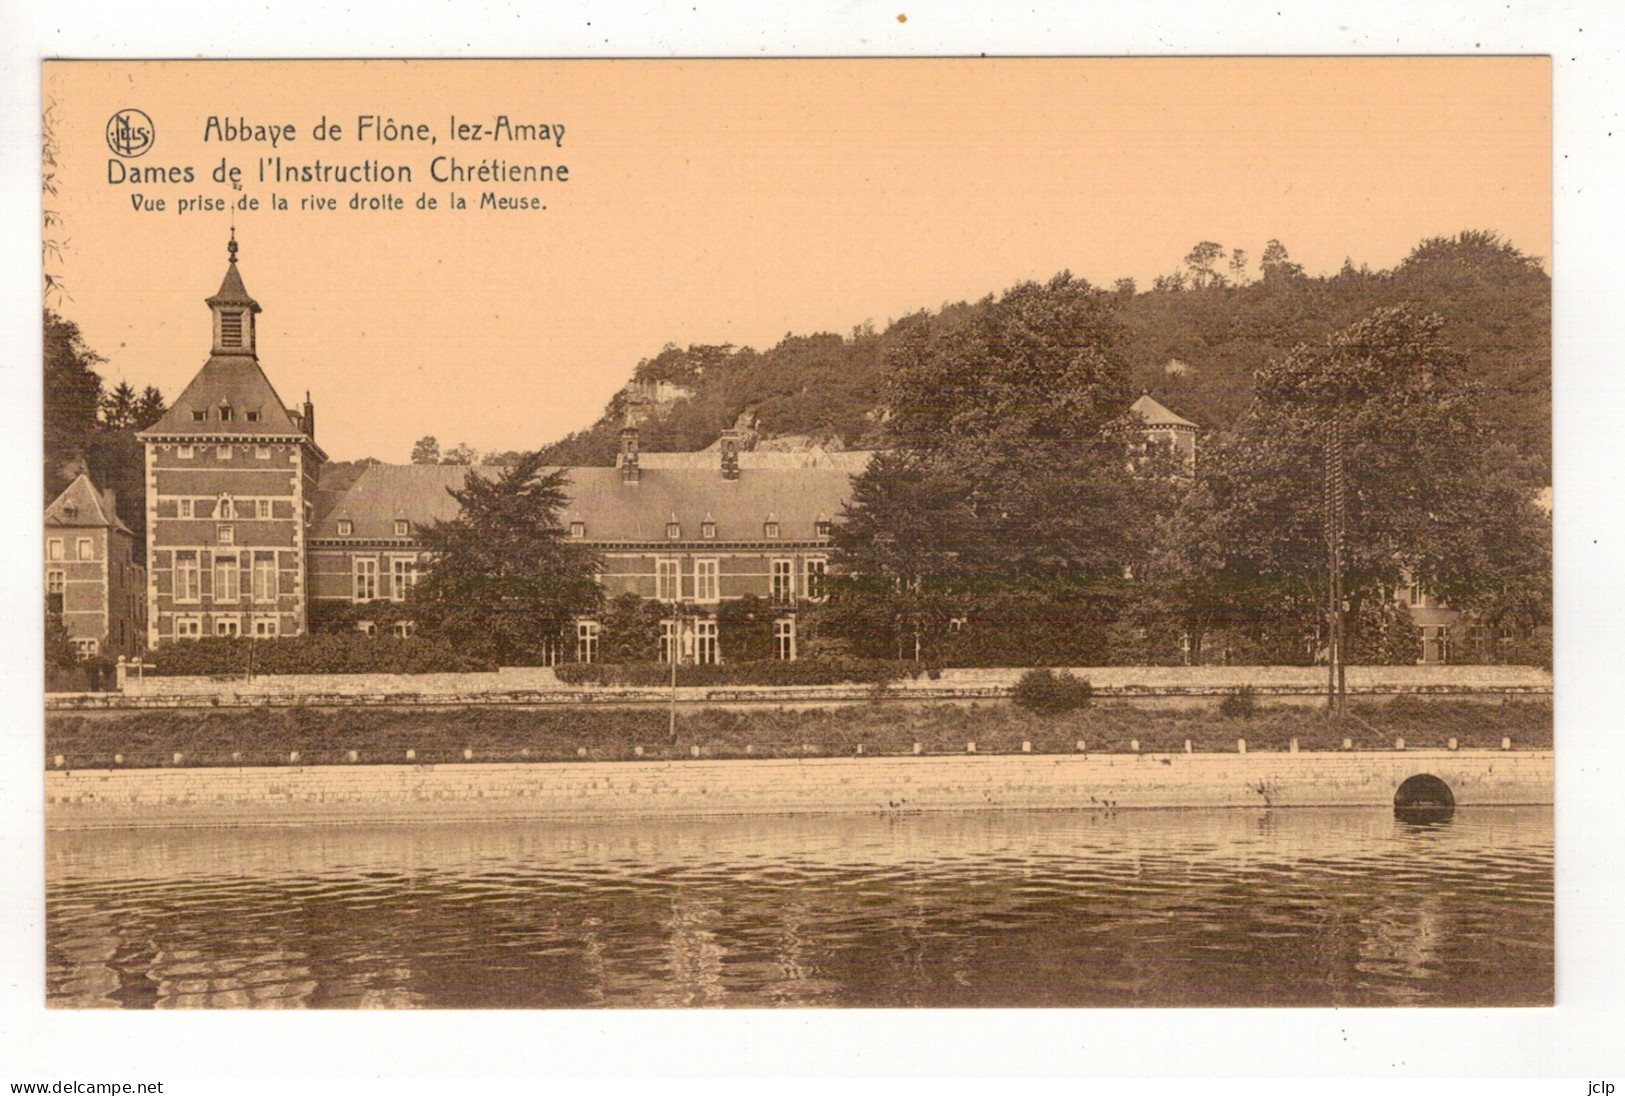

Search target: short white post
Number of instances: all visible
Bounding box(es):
[577,747,588,758]
[289,750,300,764]
[1021,741,1031,753]
[966,742,976,754]
[1448,737,1458,751]
[1342,737,1353,751]
[1076,739,1087,753]
[463,748,474,761]
[1395,737,1406,751]
[1130,739,1140,753]
[1501,737,1512,751]
[1237,739,1246,754]
[347,749,359,763]
[406,749,416,761]
[913,742,923,755]
[1184,739,1192,754]
[1289,738,1299,754]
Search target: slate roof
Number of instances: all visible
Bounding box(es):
[312,461,864,543]
[207,260,260,311]
[1122,394,1198,429]
[139,354,306,438]
[45,473,131,535]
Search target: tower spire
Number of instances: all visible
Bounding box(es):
[208,232,260,355]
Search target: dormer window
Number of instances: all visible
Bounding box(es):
[218,497,234,520]
[395,519,410,537]
[701,520,716,539]
[569,521,585,539]
[338,519,353,537]
[219,311,244,348]
[666,521,682,540]
[178,445,195,459]
[815,520,832,537]
[192,410,207,422]
[217,444,232,460]
[246,411,260,423]
[219,405,234,422]
[763,520,780,539]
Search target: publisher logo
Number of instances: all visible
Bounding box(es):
[106,109,155,158]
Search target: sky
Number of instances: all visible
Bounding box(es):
[45,58,1550,463]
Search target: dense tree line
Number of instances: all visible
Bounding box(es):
[44,310,167,564]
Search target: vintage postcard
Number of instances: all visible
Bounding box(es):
[39,57,1551,1021]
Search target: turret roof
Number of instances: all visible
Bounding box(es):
[45,473,130,535]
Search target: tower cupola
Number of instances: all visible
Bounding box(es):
[206,229,261,356]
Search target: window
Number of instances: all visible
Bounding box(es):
[215,616,241,637]
[253,552,278,603]
[252,615,279,638]
[763,520,780,539]
[219,311,244,347]
[569,521,585,539]
[390,557,417,601]
[217,445,232,460]
[666,521,682,540]
[175,616,203,639]
[46,570,64,615]
[191,410,207,422]
[218,525,235,546]
[772,559,794,605]
[179,498,193,519]
[815,520,832,538]
[394,621,415,638]
[804,557,827,601]
[694,558,719,602]
[357,621,378,637]
[353,557,378,602]
[695,619,718,665]
[73,638,99,660]
[701,520,716,539]
[175,551,200,602]
[219,405,234,422]
[247,412,261,424]
[656,558,680,602]
[257,499,271,519]
[214,555,240,602]
[395,519,411,537]
[219,497,235,520]
[76,537,93,561]
[775,618,796,661]
[660,619,677,664]
[338,519,353,537]
[577,620,600,663]
[47,538,63,561]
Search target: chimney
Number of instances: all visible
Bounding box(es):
[101,488,118,524]
[302,392,315,441]
[619,426,640,484]
[720,429,741,480]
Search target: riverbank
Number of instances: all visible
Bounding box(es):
[44,748,1553,831]
[44,696,1552,770]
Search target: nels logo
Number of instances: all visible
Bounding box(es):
[105,109,155,158]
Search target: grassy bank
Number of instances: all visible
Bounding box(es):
[45,697,1552,770]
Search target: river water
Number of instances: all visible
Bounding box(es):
[46,806,1552,1008]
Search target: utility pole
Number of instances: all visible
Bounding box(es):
[668,598,681,743]
[1324,414,1347,717]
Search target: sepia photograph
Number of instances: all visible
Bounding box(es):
[35,57,1557,1016]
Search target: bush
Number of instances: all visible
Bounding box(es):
[552,658,923,688]
[1218,686,1257,720]
[1011,668,1093,713]
[149,634,497,676]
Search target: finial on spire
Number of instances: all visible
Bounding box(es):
[228,226,238,265]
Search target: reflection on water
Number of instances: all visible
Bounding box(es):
[47,807,1552,1008]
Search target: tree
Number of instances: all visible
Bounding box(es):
[1159,305,1549,661]
[441,442,480,465]
[1258,238,1304,283]
[1228,248,1250,286]
[411,453,602,664]
[44,311,103,499]
[826,273,1144,660]
[1183,241,1227,289]
[100,380,140,430]
[134,386,167,431]
[410,436,441,464]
